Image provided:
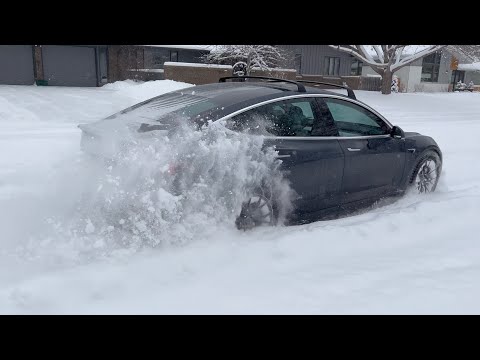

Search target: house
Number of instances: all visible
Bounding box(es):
[108,45,210,83]
[279,45,480,92]
[455,61,480,88]
[0,45,209,87]
[279,45,361,77]
[360,47,480,92]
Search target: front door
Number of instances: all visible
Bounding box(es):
[321,97,406,204]
[225,96,345,215]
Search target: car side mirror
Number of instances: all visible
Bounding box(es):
[391,125,405,139]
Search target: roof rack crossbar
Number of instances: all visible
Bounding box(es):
[295,80,356,100]
[219,75,306,93]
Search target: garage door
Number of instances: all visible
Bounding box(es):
[0,45,35,85]
[43,45,97,87]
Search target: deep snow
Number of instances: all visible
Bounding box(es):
[1,80,480,314]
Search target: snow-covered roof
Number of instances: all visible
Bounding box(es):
[458,62,480,72]
[363,45,433,59]
[164,61,232,69]
[127,69,165,73]
[142,45,212,51]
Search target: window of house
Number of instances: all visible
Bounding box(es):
[294,53,302,75]
[421,51,442,82]
[170,50,178,62]
[351,59,363,76]
[151,48,170,68]
[451,69,465,84]
[324,57,340,76]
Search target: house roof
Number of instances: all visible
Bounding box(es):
[142,45,212,51]
[361,45,434,60]
[458,62,480,72]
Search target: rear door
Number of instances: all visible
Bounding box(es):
[224,96,345,214]
[320,97,406,203]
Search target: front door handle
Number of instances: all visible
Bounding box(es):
[347,148,361,152]
[276,154,291,158]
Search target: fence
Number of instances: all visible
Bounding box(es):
[164,62,298,85]
[359,76,382,91]
[163,63,383,91]
[164,62,233,85]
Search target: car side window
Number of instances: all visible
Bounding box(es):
[225,98,319,137]
[324,98,390,136]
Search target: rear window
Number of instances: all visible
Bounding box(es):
[105,90,225,132]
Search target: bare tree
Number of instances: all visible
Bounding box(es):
[329,45,446,94]
[204,45,289,76]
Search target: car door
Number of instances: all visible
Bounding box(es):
[224,96,345,214]
[320,97,406,204]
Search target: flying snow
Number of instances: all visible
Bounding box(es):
[14,120,293,262]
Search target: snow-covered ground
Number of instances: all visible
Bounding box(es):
[1,80,480,314]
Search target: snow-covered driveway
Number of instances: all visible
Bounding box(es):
[1,81,479,314]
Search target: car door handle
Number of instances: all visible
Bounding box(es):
[347,148,361,152]
[276,154,291,158]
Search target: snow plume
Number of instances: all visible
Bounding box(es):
[18,121,294,261]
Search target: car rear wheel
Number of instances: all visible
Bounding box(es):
[410,151,442,194]
[235,192,275,231]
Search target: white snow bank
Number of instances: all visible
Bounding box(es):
[101,79,142,90]
[101,79,193,102]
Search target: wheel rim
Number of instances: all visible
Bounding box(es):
[415,158,438,193]
[236,194,273,230]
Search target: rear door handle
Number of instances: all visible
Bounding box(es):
[347,148,361,152]
[276,154,291,158]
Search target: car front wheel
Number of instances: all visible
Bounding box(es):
[409,150,442,194]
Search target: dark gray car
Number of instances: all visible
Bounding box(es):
[79,77,443,230]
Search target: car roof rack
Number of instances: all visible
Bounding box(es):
[295,79,356,100]
[219,75,306,93]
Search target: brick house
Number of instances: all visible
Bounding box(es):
[0,45,210,87]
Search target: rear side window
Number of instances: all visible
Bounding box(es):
[324,98,390,136]
[225,98,319,137]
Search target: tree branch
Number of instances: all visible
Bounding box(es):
[357,45,375,63]
[373,46,384,63]
[328,45,388,68]
[391,45,446,71]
